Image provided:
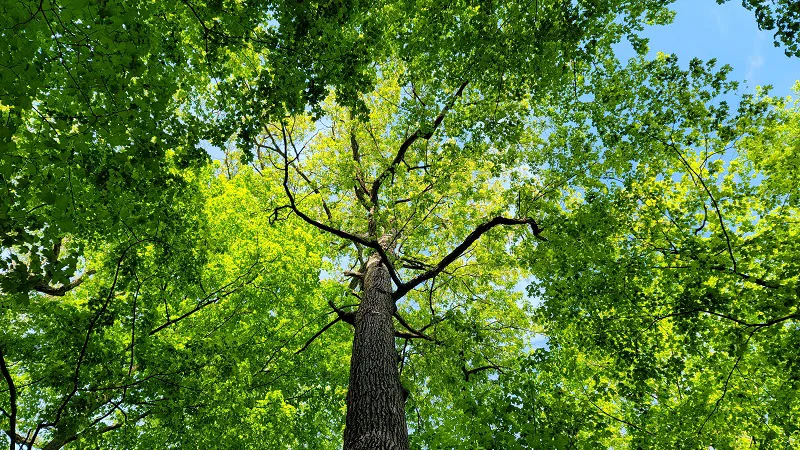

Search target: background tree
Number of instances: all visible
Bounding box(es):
[523,54,800,447]
[0,164,334,449]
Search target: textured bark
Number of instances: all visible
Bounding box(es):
[343,252,408,450]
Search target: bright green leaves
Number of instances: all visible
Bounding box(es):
[1,164,337,449]
[522,64,800,447]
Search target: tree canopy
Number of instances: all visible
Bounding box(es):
[2,0,799,449]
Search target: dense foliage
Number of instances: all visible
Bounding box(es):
[2,0,799,449]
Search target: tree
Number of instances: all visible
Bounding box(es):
[0,164,335,449]
[216,0,676,443]
[1,1,393,447]
[524,56,800,447]
[4,0,799,448]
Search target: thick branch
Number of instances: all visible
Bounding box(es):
[393,216,545,300]
[33,270,96,297]
[370,81,468,203]
[0,348,17,450]
[328,300,356,326]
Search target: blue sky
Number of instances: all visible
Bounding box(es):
[640,0,800,97]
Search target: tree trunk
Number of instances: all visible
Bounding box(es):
[343,252,408,450]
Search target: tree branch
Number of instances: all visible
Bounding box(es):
[328,300,356,326]
[651,308,798,329]
[393,216,545,300]
[277,129,376,249]
[0,348,17,450]
[461,364,504,382]
[275,136,405,288]
[350,132,371,211]
[583,391,653,436]
[393,312,433,341]
[295,318,342,354]
[41,245,130,435]
[41,410,153,450]
[666,137,738,272]
[148,260,260,336]
[293,166,333,222]
[33,270,96,297]
[696,329,757,437]
[370,81,468,204]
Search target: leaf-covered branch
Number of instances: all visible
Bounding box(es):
[33,270,97,297]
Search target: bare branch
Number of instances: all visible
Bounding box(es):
[394,331,429,340]
[278,128,376,250]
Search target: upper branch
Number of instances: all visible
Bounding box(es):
[147,260,261,336]
[279,133,375,250]
[275,127,404,287]
[392,216,545,300]
[350,132,371,211]
[369,81,468,204]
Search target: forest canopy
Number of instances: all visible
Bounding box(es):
[1,0,799,449]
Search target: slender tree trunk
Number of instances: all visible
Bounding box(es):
[343,251,408,450]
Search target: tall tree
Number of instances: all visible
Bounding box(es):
[223,0,676,440]
[6,0,799,448]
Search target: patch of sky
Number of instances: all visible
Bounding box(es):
[627,0,800,97]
